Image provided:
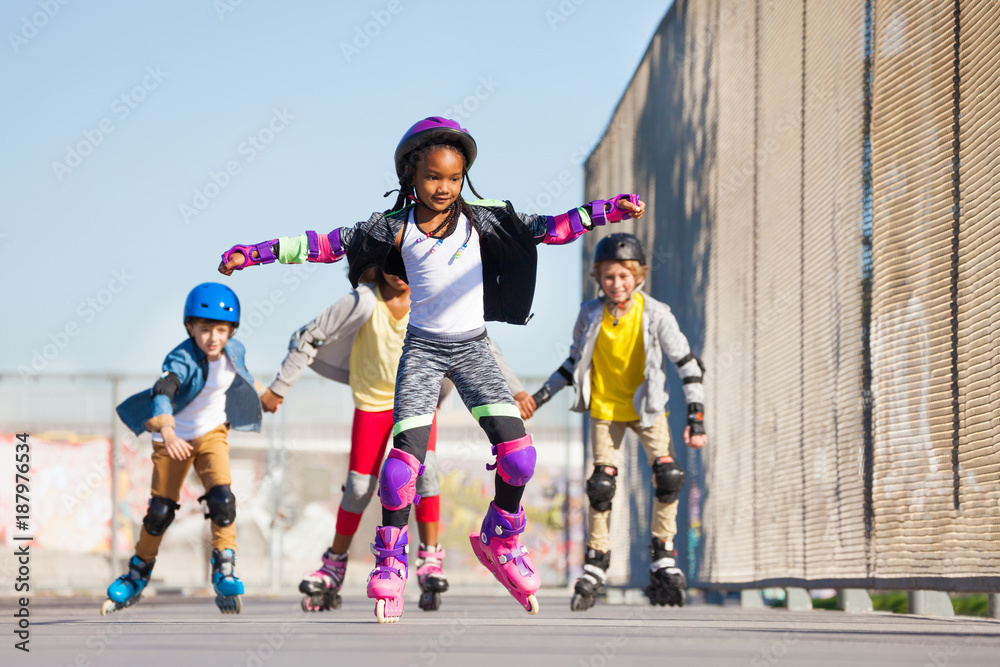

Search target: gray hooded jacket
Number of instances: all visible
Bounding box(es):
[540,293,704,428]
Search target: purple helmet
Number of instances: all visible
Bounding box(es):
[394,117,477,180]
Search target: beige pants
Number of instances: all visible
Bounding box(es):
[587,413,678,552]
[135,423,236,561]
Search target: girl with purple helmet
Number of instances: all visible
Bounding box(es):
[218,116,644,623]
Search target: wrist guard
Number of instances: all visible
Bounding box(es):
[588,194,639,226]
[542,207,590,245]
[531,385,552,409]
[222,239,278,269]
[687,402,705,436]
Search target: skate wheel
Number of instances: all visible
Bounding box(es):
[525,594,539,615]
[375,598,397,623]
[216,594,242,614]
[327,592,343,610]
[234,595,242,614]
[100,599,116,616]
[570,592,594,612]
[419,591,442,611]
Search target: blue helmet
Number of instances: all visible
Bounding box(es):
[184,283,240,326]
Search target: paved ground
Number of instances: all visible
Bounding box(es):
[5,593,1000,666]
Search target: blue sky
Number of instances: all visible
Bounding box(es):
[2,0,672,381]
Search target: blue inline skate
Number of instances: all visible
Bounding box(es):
[212,548,244,614]
[101,555,154,616]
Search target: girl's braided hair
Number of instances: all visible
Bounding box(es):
[386,142,484,240]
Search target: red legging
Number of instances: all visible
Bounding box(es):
[335,407,439,536]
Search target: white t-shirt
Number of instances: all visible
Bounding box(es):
[400,209,485,335]
[153,354,236,442]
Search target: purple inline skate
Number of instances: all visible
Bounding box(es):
[367,525,409,623]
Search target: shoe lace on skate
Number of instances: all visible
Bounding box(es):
[317,550,347,585]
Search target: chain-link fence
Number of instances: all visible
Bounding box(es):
[585,0,1000,592]
[0,373,584,595]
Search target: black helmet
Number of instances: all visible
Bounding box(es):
[592,233,646,266]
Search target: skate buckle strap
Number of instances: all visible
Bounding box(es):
[497,545,532,577]
[370,565,403,580]
[371,542,409,559]
[417,547,445,560]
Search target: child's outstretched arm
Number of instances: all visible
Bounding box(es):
[518,194,646,246]
[529,305,590,414]
[655,314,707,449]
[218,225,357,275]
[263,291,367,412]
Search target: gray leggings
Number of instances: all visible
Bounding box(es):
[391,331,525,461]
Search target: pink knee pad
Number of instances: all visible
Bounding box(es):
[378,449,424,511]
[487,435,536,486]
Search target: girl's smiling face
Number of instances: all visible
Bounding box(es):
[411,147,465,213]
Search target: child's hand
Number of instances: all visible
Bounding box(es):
[621,198,646,219]
[514,391,536,421]
[260,388,284,413]
[683,425,706,450]
[161,427,193,460]
[218,250,255,276]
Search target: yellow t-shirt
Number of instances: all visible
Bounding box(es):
[349,287,409,411]
[590,292,645,422]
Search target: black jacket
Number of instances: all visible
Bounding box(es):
[341,199,556,326]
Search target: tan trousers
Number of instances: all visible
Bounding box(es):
[134,423,236,561]
[587,413,678,552]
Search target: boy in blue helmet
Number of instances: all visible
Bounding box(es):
[106,283,262,616]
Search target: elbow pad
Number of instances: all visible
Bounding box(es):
[306,229,345,263]
[151,372,181,399]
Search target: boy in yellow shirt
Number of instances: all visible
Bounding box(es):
[530,233,706,610]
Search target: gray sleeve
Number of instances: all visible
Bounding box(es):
[540,305,589,396]
[269,291,362,396]
[656,307,705,405]
[487,337,524,395]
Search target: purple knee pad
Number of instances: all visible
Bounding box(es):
[222,239,278,269]
[486,435,536,486]
[589,194,640,226]
[378,449,425,511]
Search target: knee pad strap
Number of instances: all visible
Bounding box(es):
[142,496,180,536]
[586,465,618,512]
[651,456,685,504]
[198,485,236,527]
[486,434,536,486]
[378,449,424,511]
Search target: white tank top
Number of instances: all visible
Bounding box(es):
[400,209,484,335]
[153,354,236,442]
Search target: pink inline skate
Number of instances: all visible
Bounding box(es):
[367,525,409,623]
[469,502,540,614]
[299,548,347,612]
[416,544,448,611]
